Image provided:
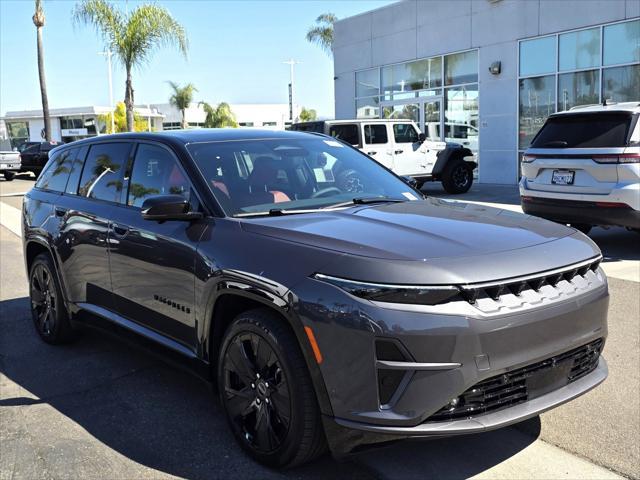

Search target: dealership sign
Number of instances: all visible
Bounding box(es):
[61,128,88,136]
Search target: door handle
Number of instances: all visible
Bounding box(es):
[54,207,67,217]
[394,149,404,154]
[367,151,377,155]
[112,224,129,237]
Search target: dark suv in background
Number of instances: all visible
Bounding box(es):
[23,130,608,467]
[19,141,61,175]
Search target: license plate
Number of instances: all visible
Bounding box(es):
[0,164,9,169]
[552,170,575,185]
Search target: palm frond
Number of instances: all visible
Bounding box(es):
[306,11,336,56]
[73,0,124,55]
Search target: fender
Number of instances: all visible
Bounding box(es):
[196,269,335,418]
[431,146,476,177]
[23,235,74,313]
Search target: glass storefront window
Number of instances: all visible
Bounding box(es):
[559,27,600,71]
[356,97,380,119]
[381,57,442,96]
[602,64,640,102]
[558,70,600,111]
[356,68,380,98]
[603,20,640,66]
[520,36,556,76]
[444,50,478,86]
[444,85,479,152]
[519,75,555,149]
[382,103,420,123]
[6,122,30,149]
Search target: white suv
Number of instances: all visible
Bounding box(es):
[520,102,640,233]
[290,119,477,194]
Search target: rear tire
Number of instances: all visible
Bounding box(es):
[29,253,75,344]
[217,308,326,468]
[441,160,473,194]
[3,172,15,181]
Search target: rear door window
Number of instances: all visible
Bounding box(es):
[364,124,388,144]
[329,124,360,146]
[78,142,131,202]
[393,123,420,143]
[35,148,76,192]
[531,113,634,148]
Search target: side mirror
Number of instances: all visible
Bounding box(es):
[401,176,419,189]
[141,194,202,221]
[418,133,427,143]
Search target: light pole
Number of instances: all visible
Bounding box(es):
[98,50,115,133]
[283,59,300,122]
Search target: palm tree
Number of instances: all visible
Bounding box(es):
[168,81,197,129]
[74,0,187,132]
[306,13,337,56]
[33,0,51,141]
[200,102,238,128]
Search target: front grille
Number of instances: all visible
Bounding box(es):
[428,338,603,422]
[459,257,603,314]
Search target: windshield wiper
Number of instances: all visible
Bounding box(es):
[235,208,326,218]
[323,197,408,209]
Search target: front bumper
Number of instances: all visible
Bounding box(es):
[334,356,606,436]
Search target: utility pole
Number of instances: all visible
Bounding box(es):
[98,50,115,133]
[283,59,300,122]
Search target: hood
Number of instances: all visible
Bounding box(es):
[240,198,575,261]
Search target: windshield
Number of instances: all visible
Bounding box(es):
[187,137,420,216]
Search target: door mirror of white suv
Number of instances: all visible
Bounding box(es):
[418,133,426,143]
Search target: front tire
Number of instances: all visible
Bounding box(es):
[441,160,473,194]
[218,309,326,468]
[29,253,75,344]
[3,171,15,181]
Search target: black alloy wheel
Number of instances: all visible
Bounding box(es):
[223,331,291,453]
[29,253,75,344]
[218,309,326,467]
[442,160,473,194]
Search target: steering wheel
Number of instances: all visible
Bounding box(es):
[311,187,342,199]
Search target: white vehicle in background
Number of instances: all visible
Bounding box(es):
[520,102,640,233]
[290,119,477,194]
[0,139,21,181]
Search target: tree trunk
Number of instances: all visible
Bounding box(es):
[36,26,51,142]
[124,66,134,132]
[181,109,187,129]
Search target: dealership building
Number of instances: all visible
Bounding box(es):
[333,0,639,184]
[2,103,299,147]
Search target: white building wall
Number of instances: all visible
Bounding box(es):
[334,0,637,184]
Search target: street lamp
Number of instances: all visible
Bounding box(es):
[283,59,300,122]
[98,50,115,133]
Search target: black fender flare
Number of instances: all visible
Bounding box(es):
[24,235,73,310]
[432,146,476,177]
[198,273,334,417]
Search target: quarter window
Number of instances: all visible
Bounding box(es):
[78,143,130,202]
[127,143,191,208]
[364,125,388,144]
[35,149,76,192]
[329,124,360,146]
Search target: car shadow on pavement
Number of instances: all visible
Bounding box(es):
[0,296,540,480]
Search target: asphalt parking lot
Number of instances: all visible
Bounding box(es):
[1,175,638,479]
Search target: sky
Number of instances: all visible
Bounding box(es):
[0,0,395,118]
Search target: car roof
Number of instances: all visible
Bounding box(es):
[53,128,320,148]
[553,101,640,117]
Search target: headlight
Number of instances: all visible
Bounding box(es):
[312,273,461,305]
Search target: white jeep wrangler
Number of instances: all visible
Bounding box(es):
[290,119,477,193]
